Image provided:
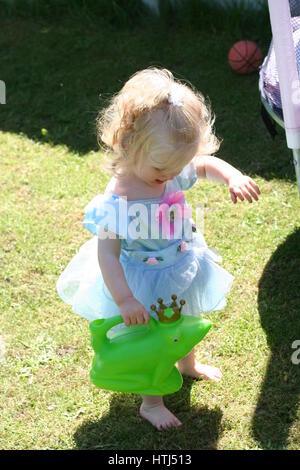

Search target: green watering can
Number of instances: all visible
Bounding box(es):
[89,295,212,396]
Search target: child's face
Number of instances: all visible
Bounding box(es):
[134,161,183,187]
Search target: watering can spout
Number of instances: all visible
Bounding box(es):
[198,318,212,340]
[176,315,212,354]
[198,318,212,341]
[188,316,212,347]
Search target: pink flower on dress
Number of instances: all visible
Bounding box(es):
[145,257,159,265]
[155,191,192,240]
[180,241,188,252]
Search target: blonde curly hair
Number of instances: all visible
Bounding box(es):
[96,67,220,178]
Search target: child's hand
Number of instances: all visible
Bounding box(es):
[228,173,261,204]
[118,295,151,327]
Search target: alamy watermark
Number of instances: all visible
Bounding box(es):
[89,198,206,240]
[292,79,300,106]
[291,340,300,365]
[0,80,6,105]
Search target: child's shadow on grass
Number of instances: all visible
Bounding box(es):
[73,376,223,450]
[252,228,300,449]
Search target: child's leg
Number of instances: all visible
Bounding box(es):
[176,347,222,382]
[139,395,182,431]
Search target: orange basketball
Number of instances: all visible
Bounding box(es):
[228,40,262,75]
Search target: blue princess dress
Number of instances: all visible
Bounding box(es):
[56,159,234,323]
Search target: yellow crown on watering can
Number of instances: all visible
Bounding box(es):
[150,294,186,323]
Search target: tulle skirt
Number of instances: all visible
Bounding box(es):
[56,231,235,323]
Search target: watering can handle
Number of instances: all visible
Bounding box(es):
[111,314,157,330]
[91,314,157,339]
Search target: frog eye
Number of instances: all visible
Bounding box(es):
[173,337,179,342]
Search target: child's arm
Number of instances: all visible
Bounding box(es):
[97,236,150,326]
[98,235,132,306]
[195,155,261,204]
[195,155,242,183]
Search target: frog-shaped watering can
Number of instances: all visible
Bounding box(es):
[89,294,212,396]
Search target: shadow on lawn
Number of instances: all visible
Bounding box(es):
[1,16,296,186]
[73,376,223,450]
[252,228,300,449]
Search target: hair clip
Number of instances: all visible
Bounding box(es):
[167,88,184,107]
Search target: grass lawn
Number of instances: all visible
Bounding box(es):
[0,4,300,450]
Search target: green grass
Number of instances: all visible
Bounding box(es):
[0,0,271,39]
[0,5,300,450]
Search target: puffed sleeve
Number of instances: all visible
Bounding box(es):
[83,193,128,239]
[174,158,198,190]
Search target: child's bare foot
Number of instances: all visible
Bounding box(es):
[177,361,222,382]
[139,402,182,431]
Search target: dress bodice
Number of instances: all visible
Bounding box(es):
[83,158,199,258]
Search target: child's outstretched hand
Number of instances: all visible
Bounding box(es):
[228,173,261,204]
[118,295,151,327]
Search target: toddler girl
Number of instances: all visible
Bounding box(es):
[56,67,260,431]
